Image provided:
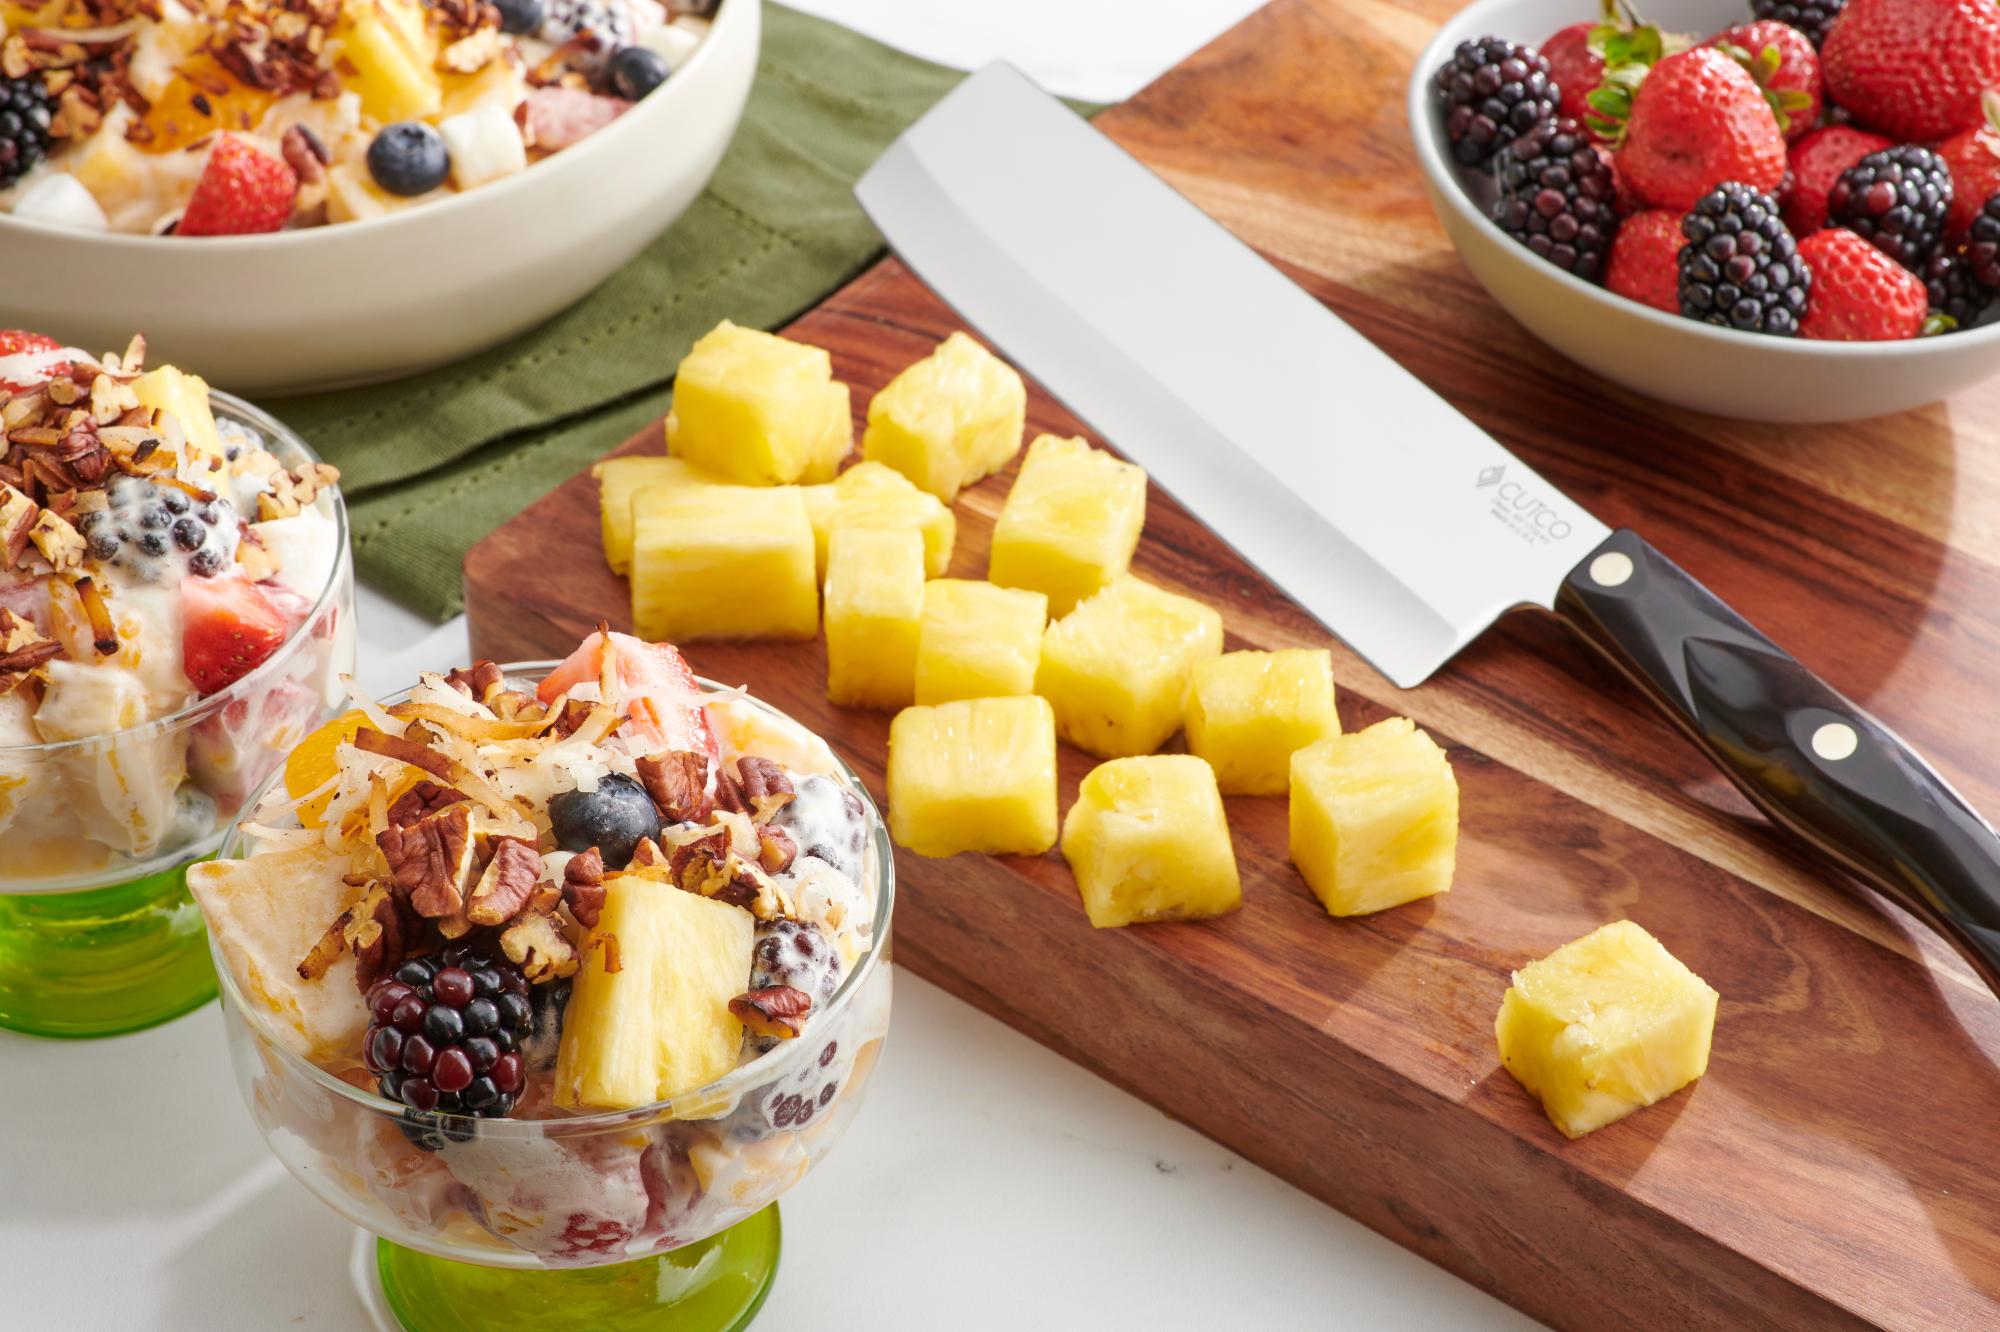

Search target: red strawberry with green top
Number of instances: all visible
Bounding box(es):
[1937,89,2000,239]
[1822,0,2000,141]
[1781,124,1896,233]
[178,134,297,237]
[181,574,290,695]
[1605,209,1685,311]
[1702,20,1824,141]
[1796,227,1929,338]
[1544,22,1606,124]
[0,329,67,392]
[1616,47,1788,212]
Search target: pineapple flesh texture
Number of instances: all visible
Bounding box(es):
[888,695,1057,857]
[594,455,722,576]
[666,321,852,485]
[1495,920,1718,1139]
[1061,754,1241,928]
[1036,577,1222,758]
[130,366,223,469]
[555,878,755,1111]
[988,435,1147,616]
[1288,716,1457,917]
[334,0,442,124]
[631,483,817,641]
[825,527,925,710]
[1186,649,1340,796]
[801,460,955,578]
[862,331,1026,501]
[914,579,1047,705]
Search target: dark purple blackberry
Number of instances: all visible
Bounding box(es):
[1433,37,1560,173]
[1678,182,1811,335]
[0,75,53,189]
[1490,117,1618,281]
[363,953,535,1150]
[89,476,236,581]
[727,1036,851,1142]
[745,919,841,1054]
[1826,146,1953,272]
[1922,249,1991,329]
[1749,0,1846,47]
[1970,194,2000,291]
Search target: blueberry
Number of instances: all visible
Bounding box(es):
[547,772,661,868]
[493,0,543,35]
[606,45,669,101]
[189,548,225,578]
[171,516,204,551]
[137,532,168,557]
[366,122,450,197]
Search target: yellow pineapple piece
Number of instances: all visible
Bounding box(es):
[1061,755,1240,928]
[825,527,925,710]
[326,161,428,222]
[1496,921,1718,1139]
[440,55,525,119]
[666,321,852,485]
[333,0,442,124]
[800,460,954,578]
[914,579,1047,705]
[631,483,817,641]
[1036,577,1222,758]
[593,455,723,576]
[130,365,223,468]
[1186,649,1340,796]
[555,878,755,1111]
[1289,717,1457,916]
[988,435,1146,615]
[862,331,1025,500]
[888,695,1057,857]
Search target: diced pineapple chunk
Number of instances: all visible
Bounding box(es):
[800,460,954,578]
[130,365,222,469]
[914,579,1047,705]
[334,0,442,124]
[988,435,1146,615]
[666,321,852,485]
[631,483,816,641]
[440,54,524,119]
[825,527,925,710]
[1496,920,1718,1139]
[1289,717,1457,916]
[555,878,755,1111]
[325,160,424,223]
[1061,754,1240,928]
[1186,649,1340,796]
[862,331,1025,500]
[1036,577,1222,758]
[888,695,1057,857]
[593,455,723,576]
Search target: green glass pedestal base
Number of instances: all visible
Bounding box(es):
[0,860,216,1039]
[376,1206,782,1332]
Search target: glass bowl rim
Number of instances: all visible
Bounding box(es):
[209,659,896,1136]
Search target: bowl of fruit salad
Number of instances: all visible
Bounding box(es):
[0,0,755,393]
[189,630,892,1330]
[0,331,354,1037]
[1410,0,2000,421]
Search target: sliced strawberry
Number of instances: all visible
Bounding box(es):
[181,574,290,695]
[536,630,717,758]
[179,135,297,237]
[518,88,629,153]
[0,329,68,393]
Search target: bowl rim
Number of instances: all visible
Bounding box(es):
[209,660,897,1137]
[1406,4,2000,358]
[0,0,752,251]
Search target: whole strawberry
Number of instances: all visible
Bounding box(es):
[179,134,297,237]
[1797,227,1929,337]
[1935,90,2000,239]
[1781,124,1895,233]
[1606,209,1685,310]
[1544,22,1605,125]
[1618,48,1788,212]
[1703,21,1824,142]
[1821,0,2000,142]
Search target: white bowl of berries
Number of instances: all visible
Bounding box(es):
[0,0,757,394]
[1410,0,2000,421]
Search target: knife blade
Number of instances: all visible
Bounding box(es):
[856,62,2000,994]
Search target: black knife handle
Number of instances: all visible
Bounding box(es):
[1553,529,2000,993]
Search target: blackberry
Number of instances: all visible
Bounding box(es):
[1922,250,1990,329]
[1678,182,1811,335]
[1490,117,1618,281]
[89,476,236,581]
[363,953,536,1150]
[0,75,53,190]
[765,774,867,882]
[746,919,840,1053]
[1432,37,1559,173]
[1971,194,2000,292]
[727,1036,851,1142]
[1749,0,1846,47]
[1826,146,1952,272]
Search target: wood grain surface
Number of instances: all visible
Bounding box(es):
[465,2,2000,1326]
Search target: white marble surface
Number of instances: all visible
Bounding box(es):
[0,4,1547,1327]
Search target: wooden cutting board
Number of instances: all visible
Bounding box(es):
[464,2,2000,1326]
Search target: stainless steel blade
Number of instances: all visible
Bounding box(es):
[855,62,1609,688]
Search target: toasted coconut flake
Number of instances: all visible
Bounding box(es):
[388,701,543,742]
[354,726,454,782]
[72,575,116,654]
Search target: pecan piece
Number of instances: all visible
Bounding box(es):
[0,484,34,569]
[666,828,732,896]
[736,757,795,819]
[549,697,595,739]
[354,727,455,783]
[0,608,60,695]
[27,507,82,573]
[500,911,578,983]
[465,836,542,927]
[729,985,811,1041]
[386,781,465,826]
[636,750,711,824]
[757,824,797,875]
[341,884,410,990]
[443,659,505,703]
[377,804,476,918]
[562,846,606,928]
[627,835,666,869]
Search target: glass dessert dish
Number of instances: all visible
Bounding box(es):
[201,649,893,1331]
[0,373,354,1038]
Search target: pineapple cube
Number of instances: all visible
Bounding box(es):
[887,695,1057,857]
[334,0,442,124]
[1289,717,1457,916]
[555,878,755,1111]
[825,527,925,709]
[1036,577,1222,758]
[801,461,955,578]
[666,321,852,485]
[130,365,222,469]
[593,455,723,576]
[325,161,425,223]
[631,483,816,641]
[1496,921,1718,1139]
[1186,649,1340,795]
[914,579,1047,705]
[988,435,1147,615]
[1061,755,1241,928]
[862,331,1025,500]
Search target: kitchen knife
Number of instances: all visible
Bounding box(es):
[856,62,2000,993]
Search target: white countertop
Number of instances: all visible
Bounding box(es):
[0,5,1543,1327]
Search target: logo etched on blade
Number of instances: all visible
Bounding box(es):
[1475,464,1506,488]
[1480,465,1575,546]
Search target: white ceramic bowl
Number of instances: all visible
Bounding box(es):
[1409,0,2000,422]
[0,0,760,395]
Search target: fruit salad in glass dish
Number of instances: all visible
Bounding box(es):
[190,632,892,1324]
[0,0,718,235]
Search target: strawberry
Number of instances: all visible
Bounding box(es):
[537,630,717,759]
[1606,209,1686,310]
[0,329,67,392]
[178,134,297,237]
[1821,0,2000,142]
[1936,89,2000,239]
[1796,227,1929,338]
[181,574,291,695]
[1703,21,1824,141]
[1780,124,1895,234]
[1545,22,1606,124]
[1616,48,1788,212]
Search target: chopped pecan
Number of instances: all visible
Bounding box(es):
[501,911,579,982]
[562,846,606,928]
[549,697,596,739]
[235,529,278,581]
[729,985,811,1041]
[88,373,137,426]
[387,781,465,826]
[354,726,455,783]
[465,836,542,927]
[636,750,711,824]
[341,884,409,990]
[628,836,665,868]
[0,484,34,568]
[666,828,732,896]
[736,757,796,819]
[0,608,59,694]
[489,689,542,723]
[443,659,505,703]
[757,824,797,875]
[28,508,81,573]
[377,804,476,918]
